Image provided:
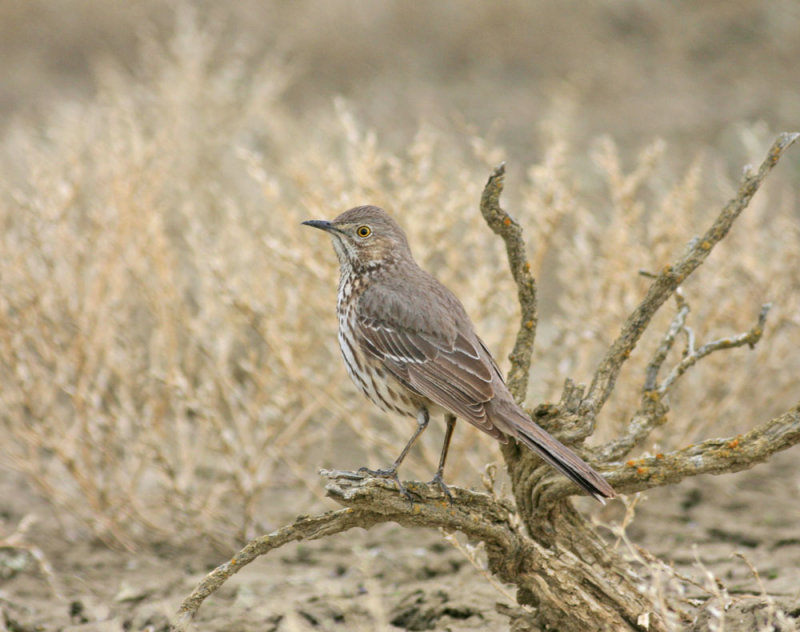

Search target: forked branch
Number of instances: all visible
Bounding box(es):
[577,133,799,425]
[594,301,772,463]
[660,302,771,393]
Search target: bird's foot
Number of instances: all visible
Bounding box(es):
[357,466,415,503]
[429,472,454,504]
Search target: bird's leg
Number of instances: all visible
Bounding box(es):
[359,408,430,501]
[429,414,456,502]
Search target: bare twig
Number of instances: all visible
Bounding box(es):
[659,303,771,393]
[173,507,374,630]
[479,163,538,402]
[643,299,691,391]
[578,133,799,424]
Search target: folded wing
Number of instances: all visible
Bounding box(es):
[356,312,504,440]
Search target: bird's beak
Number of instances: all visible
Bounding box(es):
[302,219,339,233]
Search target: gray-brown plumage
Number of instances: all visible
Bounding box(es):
[303,205,615,502]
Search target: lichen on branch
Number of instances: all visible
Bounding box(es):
[479,163,538,403]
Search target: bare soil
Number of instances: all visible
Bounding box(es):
[2,450,799,631]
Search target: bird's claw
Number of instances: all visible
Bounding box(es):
[429,472,454,504]
[358,466,415,503]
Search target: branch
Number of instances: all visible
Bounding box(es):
[321,472,663,632]
[322,470,519,541]
[173,139,799,629]
[545,403,800,501]
[643,291,691,392]
[594,301,772,463]
[660,302,770,393]
[172,470,520,630]
[173,507,376,630]
[479,163,538,403]
[578,133,799,423]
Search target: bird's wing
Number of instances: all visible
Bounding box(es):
[356,312,503,439]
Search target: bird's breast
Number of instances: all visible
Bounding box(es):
[336,279,423,419]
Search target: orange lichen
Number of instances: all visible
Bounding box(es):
[727,437,740,449]
[656,453,664,459]
[636,467,647,475]
[503,216,511,226]
[626,460,636,467]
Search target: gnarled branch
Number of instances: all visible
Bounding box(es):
[173,471,520,630]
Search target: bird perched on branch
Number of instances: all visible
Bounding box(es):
[303,205,615,503]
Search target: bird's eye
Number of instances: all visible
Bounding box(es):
[356,225,371,238]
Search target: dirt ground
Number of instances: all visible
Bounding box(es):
[2,448,799,631]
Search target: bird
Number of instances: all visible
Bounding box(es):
[302,205,615,503]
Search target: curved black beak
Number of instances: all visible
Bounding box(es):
[302,219,337,233]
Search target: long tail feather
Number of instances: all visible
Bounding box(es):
[511,414,616,503]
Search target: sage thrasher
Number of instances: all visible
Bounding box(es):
[303,205,615,502]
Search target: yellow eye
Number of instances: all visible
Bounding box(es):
[356,225,371,238]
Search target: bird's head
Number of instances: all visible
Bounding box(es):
[303,205,412,271]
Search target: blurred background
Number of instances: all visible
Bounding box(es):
[1,0,798,551]
[2,0,799,162]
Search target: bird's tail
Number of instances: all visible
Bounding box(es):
[500,405,616,503]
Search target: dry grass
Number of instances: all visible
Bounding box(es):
[1,11,797,550]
